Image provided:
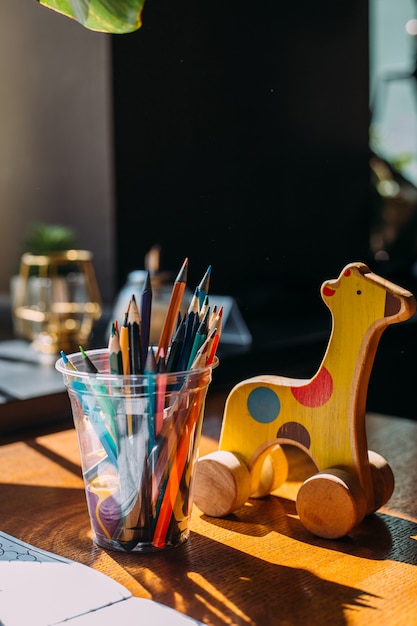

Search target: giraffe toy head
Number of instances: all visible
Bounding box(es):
[320,262,416,331]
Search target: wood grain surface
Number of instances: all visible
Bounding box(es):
[1,399,416,626]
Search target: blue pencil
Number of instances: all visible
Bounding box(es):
[60,351,118,468]
[186,309,209,370]
[166,315,186,372]
[144,346,157,453]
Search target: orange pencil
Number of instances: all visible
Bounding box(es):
[151,390,202,548]
[156,258,188,360]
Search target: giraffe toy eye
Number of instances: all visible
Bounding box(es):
[356,290,362,295]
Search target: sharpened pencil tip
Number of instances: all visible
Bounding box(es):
[175,257,188,283]
[143,270,152,291]
[197,265,211,301]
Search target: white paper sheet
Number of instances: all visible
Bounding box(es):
[0,531,203,625]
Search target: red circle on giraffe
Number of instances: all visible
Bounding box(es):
[291,366,333,407]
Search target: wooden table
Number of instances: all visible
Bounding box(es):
[1,395,417,625]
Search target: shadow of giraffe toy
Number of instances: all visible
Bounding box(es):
[194,262,416,539]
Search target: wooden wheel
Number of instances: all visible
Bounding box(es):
[296,468,367,539]
[193,451,251,517]
[250,443,288,498]
[367,450,395,513]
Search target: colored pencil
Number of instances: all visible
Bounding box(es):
[207,305,223,365]
[157,348,167,374]
[60,350,76,371]
[208,304,218,330]
[186,308,209,370]
[207,331,220,366]
[119,308,130,375]
[140,271,152,370]
[190,329,215,370]
[155,347,167,437]
[115,411,151,550]
[156,258,188,360]
[144,346,157,453]
[165,315,186,372]
[119,305,133,435]
[174,288,199,372]
[108,322,123,375]
[209,304,223,335]
[79,345,119,441]
[188,286,200,318]
[60,350,118,467]
[197,265,211,310]
[151,389,203,548]
[199,295,210,321]
[127,294,142,374]
[79,345,99,373]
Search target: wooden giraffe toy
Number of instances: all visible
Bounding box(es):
[194,262,416,539]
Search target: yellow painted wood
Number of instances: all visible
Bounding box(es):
[197,262,416,535]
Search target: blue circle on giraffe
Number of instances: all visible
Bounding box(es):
[247,387,280,424]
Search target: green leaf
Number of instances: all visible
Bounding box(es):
[37,0,146,34]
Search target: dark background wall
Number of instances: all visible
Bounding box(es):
[110,1,417,420]
[111,0,371,325]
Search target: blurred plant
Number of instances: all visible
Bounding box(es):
[22,223,78,255]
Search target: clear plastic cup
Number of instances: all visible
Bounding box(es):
[56,349,217,552]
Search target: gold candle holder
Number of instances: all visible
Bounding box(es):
[13,250,102,354]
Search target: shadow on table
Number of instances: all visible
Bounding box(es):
[121,530,373,626]
[199,494,417,567]
[0,481,388,626]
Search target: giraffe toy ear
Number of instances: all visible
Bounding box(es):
[384,291,402,317]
